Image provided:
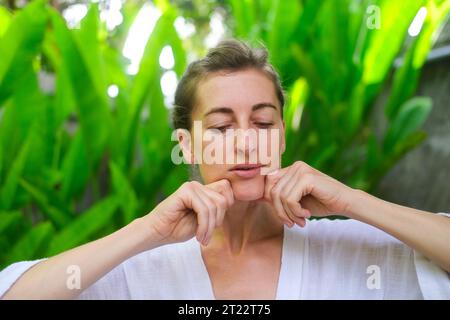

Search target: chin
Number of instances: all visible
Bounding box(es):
[230,178,265,201]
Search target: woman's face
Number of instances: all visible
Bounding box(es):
[179,68,285,201]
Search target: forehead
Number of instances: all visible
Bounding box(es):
[194,68,279,116]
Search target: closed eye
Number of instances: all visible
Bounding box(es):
[208,122,274,132]
[255,122,274,128]
[208,125,232,132]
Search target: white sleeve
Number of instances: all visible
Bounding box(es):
[0,259,47,298]
[0,258,130,299]
[306,213,450,300]
[413,212,450,299]
[74,263,130,299]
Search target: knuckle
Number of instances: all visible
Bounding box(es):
[185,181,199,190]
[294,161,303,168]
[191,180,202,187]
[302,172,314,183]
[181,181,191,190]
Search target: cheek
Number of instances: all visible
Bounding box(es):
[198,162,229,186]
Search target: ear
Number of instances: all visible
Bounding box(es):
[280,120,286,155]
[177,129,194,164]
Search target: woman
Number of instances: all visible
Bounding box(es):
[1,39,449,300]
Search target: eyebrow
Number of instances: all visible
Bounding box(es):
[203,103,278,117]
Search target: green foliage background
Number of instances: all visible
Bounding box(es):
[0,0,448,269]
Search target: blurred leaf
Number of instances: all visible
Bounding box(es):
[3,222,54,268]
[229,0,256,37]
[266,0,301,69]
[120,9,180,169]
[74,4,108,103]
[60,132,91,202]
[385,0,450,120]
[362,0,424,85]
[50,9,111,166]
[19,179,72,229]
[0,6,12,37]
[0,131,32,210]
[0,211,28,255]
[0,0,48,104]
[110,161,138,224]
[47,196,119,256]
[383,97,432,154]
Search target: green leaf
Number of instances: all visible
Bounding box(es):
[266,0,301,69]
[74,4,108,103]
[0,211,29,255]
[3,222,54,267]
[19,179,72,229]
[120,10,179,169]
[47,196,119,256]
[60,125,91,202]
[385,0,450,120]
[383,97,432,154]
[361,0,424,85]
[0,211,23,234]
[0,0,48,104]
[0,131,32,210]
[110,161,138,224]
[285,77,308,134]
[0,6,12,38]
[50,9,111,166]
[229,0,256,37]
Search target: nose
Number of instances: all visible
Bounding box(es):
[234,127,258,163]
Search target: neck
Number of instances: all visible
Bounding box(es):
[206,199,284,255]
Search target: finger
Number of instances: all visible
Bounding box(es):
[283,170,312,220]
[270,179,295,227]
[202,187,228,228]
[206,179,234,207]
[185,186,210,244]
[264,167,288,202]
[195,187,217,245]
[288,175,316,225]
[272,165,300,225]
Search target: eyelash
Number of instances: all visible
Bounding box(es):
[256,122,274,128]
[209,122,274,132]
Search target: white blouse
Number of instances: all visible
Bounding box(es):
[1,214,450,299]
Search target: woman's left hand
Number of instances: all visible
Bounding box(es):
[263,161,356,227]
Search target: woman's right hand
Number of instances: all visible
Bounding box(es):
[0,179,234,300]
[142,180,234,247]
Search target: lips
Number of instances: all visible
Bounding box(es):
[229,164,263,171]
[229,164,264,178]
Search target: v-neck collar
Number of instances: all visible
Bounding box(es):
[187,224,305,300]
